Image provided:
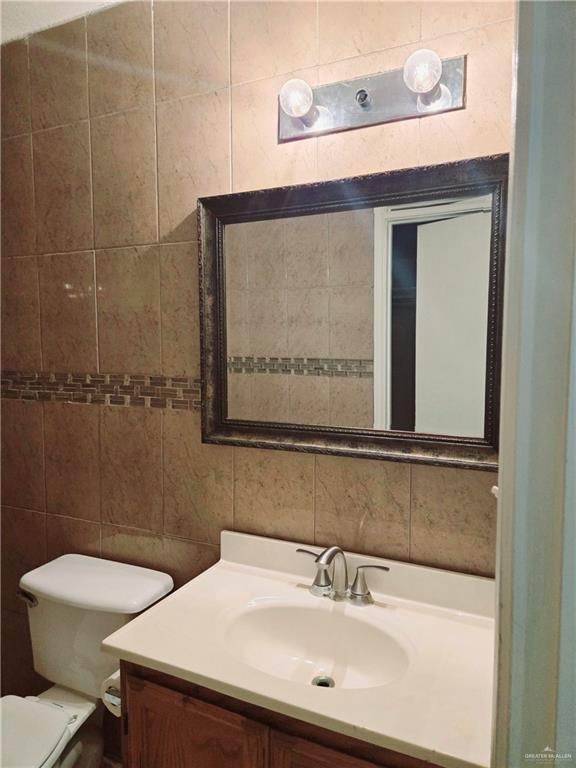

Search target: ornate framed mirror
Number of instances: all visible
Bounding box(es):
[199,154,508,469]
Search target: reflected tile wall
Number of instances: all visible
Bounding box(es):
[0,0,512,699]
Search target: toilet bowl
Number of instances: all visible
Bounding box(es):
[1,555,173,768]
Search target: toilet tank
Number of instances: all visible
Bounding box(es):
[19,555,173,698]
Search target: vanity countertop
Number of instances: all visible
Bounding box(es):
[102,531,495,768]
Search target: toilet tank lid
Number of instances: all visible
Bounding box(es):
[20,555,174,613]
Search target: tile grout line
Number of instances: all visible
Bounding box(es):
[150,0,161,245]
[228,0,233,192]
[26,33,45,373]
[151,0,165,395]
[0,237,201,261]
[97,402,103,556]
[84,15,101,376]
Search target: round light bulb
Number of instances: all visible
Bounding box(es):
[417,83,452,114]
[279,78,314,119]
[403,49,443,94]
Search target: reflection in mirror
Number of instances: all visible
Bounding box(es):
[224,194,492,439]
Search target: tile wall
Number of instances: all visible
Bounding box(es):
[1,0,514,698]
[226,209,374,425]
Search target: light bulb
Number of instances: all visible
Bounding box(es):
[417,83,452,113]
[279,78,314,119]
[403,49,443,94]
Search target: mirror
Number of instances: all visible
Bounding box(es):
[199,155,508,469]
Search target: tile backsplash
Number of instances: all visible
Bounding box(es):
[1,0,512,698]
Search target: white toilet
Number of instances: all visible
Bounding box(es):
[1,554,173,768]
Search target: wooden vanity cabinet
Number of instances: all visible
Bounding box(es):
[270,732,381,768]
[122,663,442,768]
[124,676,268,768]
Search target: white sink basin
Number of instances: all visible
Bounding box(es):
[226,602,410,689]
[103,531,495,768]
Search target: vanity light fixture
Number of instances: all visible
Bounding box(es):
[278,50,466,142]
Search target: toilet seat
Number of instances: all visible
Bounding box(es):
[0,695,72,768]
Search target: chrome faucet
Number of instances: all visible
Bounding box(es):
[315,546,349,601]
[297,545,348,601]
[297,546,390,605]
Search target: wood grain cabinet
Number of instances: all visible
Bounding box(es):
[270,731,380,768]
[124,676,268,768]
[122,666,441,768]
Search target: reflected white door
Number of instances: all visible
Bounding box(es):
[415,212,491,437]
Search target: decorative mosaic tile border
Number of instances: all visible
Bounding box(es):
[1,371,201,410]
[227,356,374,378]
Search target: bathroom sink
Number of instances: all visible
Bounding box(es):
[225,602,410,689]
[103,531,495,768]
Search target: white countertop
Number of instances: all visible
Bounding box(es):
[103,531,495,768]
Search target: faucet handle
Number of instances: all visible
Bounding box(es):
[296,548,332,597]
[296,548,320,558]
[349,565,390,606]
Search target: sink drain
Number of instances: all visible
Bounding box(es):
[311,675,335,688]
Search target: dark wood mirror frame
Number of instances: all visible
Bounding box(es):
[198,154,508,470]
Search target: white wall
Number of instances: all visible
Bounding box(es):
[494,0,576,764]
[1,0,123,43]
[415,212,491,437]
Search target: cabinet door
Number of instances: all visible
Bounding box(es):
[124,675,268,768]
[271,731,380,768]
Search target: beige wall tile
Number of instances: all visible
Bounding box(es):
[251,375,291,423]
[1,610,48,696]
[91,106,158,248]
[1,400,45,511]
[157,90,230,242]
[317,118,420,181]
[329,286,373,359]
[96,246,161,374]
[410,466,497,576]
[421,1,514,39]
[1,40,31,137]
[231,1,317,84]
[224,225,249,290]
[44,403,100,522]
[249,289,288,357]
[154,1,229,102]
[100,406,162,531]
[318,1,420,64]
[329,376,374,429]
[285,214,330,289]
[234,448,315,541]
[418,22,514,164]
[287,288,330,358]
[328,209,374,287]
[315,456,410,558]
[33,122,93,254]
[38,252,97,371]
[46,514,101,558]
[29,18,88,130]
[288,375,330,425]
[1,258,42,371]
[227,373,254,420]
[231,71,318,192]
[160,242,200,377]
[1,507,47,614]
[1,135,35,258]
[101,525,219,588]
[226,288,251,357]
[245,219,286,290]
[87,1,154,117]
[163,410,233,545]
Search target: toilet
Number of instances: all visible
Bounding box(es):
[1,554,173,768]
